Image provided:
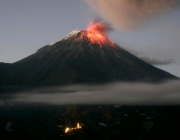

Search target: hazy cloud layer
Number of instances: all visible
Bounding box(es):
[1,80,180,106]
[139,57,175,65]
[86,0,177,30]
[123,48,176,66]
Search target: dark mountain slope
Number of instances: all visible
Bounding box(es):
[0,30,178,89]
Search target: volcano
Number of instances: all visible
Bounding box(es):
[0,29,178,91]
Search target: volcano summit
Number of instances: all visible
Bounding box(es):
[0,28,178,91]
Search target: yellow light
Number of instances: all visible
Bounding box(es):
[77,123,82,129]
[65,123,82,134]
[65,127,70,133]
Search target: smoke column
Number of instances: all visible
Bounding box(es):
[86,0,177,30]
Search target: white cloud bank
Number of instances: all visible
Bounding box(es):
[3,80,179,105]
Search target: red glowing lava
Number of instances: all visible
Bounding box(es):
[87,21,108,34]
[76,21,114,47]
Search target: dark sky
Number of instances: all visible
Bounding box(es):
[0,0,180,77]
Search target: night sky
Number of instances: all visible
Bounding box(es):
[0,0,180,77]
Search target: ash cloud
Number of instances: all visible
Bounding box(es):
[85,0,177,30]
[139,57,175,65]
[124,48,176,65]
[2,80,180,105]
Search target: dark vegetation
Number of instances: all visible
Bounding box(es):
[1,104,180,140]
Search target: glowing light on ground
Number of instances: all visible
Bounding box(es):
[77,123,82,129]
[64,123,82,133]
[65,127,70,133]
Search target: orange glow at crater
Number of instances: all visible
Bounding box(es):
[76,21,114,47]
[87,21,108,34]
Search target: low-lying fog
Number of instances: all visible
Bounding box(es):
[1,80,180,106]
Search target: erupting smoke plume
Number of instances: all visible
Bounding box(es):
[86,0,177,30]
